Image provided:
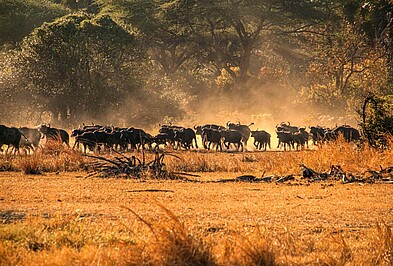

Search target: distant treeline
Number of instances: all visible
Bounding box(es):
[0,0,392,128]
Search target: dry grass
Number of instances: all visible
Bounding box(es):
[0,209,392,265]
[0,138,391,178]
[0,141,86,174]
[0,139,392,265]
[166,138,392,176]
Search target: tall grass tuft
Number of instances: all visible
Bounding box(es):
[0,154,17,172]
[19,154,43,174]
[165,139,393,176]
[123,204,216,266]
[0,140,87,173]
[367,223,393,265]
[227,228,276,266]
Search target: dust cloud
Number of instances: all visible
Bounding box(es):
[2,78,358,152]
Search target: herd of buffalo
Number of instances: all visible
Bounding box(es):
[0,121,361,154]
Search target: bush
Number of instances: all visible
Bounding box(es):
[360,95,393,148]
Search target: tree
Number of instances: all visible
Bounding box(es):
[301,4,389,114]
[342,0,393,86]
[13,12,143,126]
[99,0,202,76]
[183,0,330,87]
[0,0,68,49]
[101,0,328,85]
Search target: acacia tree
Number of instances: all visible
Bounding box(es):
[180,0,329,88]
[101,0,327,84]
[99,0,203,76]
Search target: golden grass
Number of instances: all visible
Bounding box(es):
[0,209,392,265]
[166,138,392,176]
[0,139,392,265]
[0,141,87,174]
[0,138,391,177]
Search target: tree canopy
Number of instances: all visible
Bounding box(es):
[0,0,392,127]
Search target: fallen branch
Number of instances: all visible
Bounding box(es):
[84,151,171,179]
[126,189,174,193]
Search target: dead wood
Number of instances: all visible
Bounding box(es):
[126,189,174,193]
[84,151,171,179]
[276,175,295,183]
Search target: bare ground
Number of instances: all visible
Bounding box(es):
[1,171,392,238]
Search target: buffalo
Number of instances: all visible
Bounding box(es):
[202,128,223,151]
[251,130,271,151]
[174,128,198,150]
[159,125,184,147]
[120,128,152,150]
[74,132,98,153]
[220,129,243,151]
[0,125,25,154]
[39,124,69,146]
[226,121,254,147]
[310,126,327,145]
[330,125,360,142]
[276,122,310,151]
[195,124,225,149]
[150,133,170,150]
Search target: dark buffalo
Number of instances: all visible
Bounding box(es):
[74,132,98,153]
[220,129,243,151]
[121,128,152,150]
[276,123,310,151]
[310,126,327,145]
[195,124,225,149]
[0,125,24,154]
[296,128,310,149]
[174,128,198,150]
[226,122,254,146]
[39,124,69,146]
[92,130,111,151]
[332,125,360,142]
[106,131,128,151]
[202,128,222,151]
[276,131,295,151]
[276,122,299,134]
[251,130,271,151]
[159,125,184,147]
[150,133,170,150]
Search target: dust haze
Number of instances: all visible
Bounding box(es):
[3,79,358,148]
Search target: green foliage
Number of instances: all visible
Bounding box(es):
[300,10,389,114]
[360,95,393,148]
[0,0,68,48]
[341,0,393,84]
[52,0,94,11]
[0,0,392,126]
[5,12,143,126]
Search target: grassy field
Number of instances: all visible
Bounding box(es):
[0,140,392,265]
